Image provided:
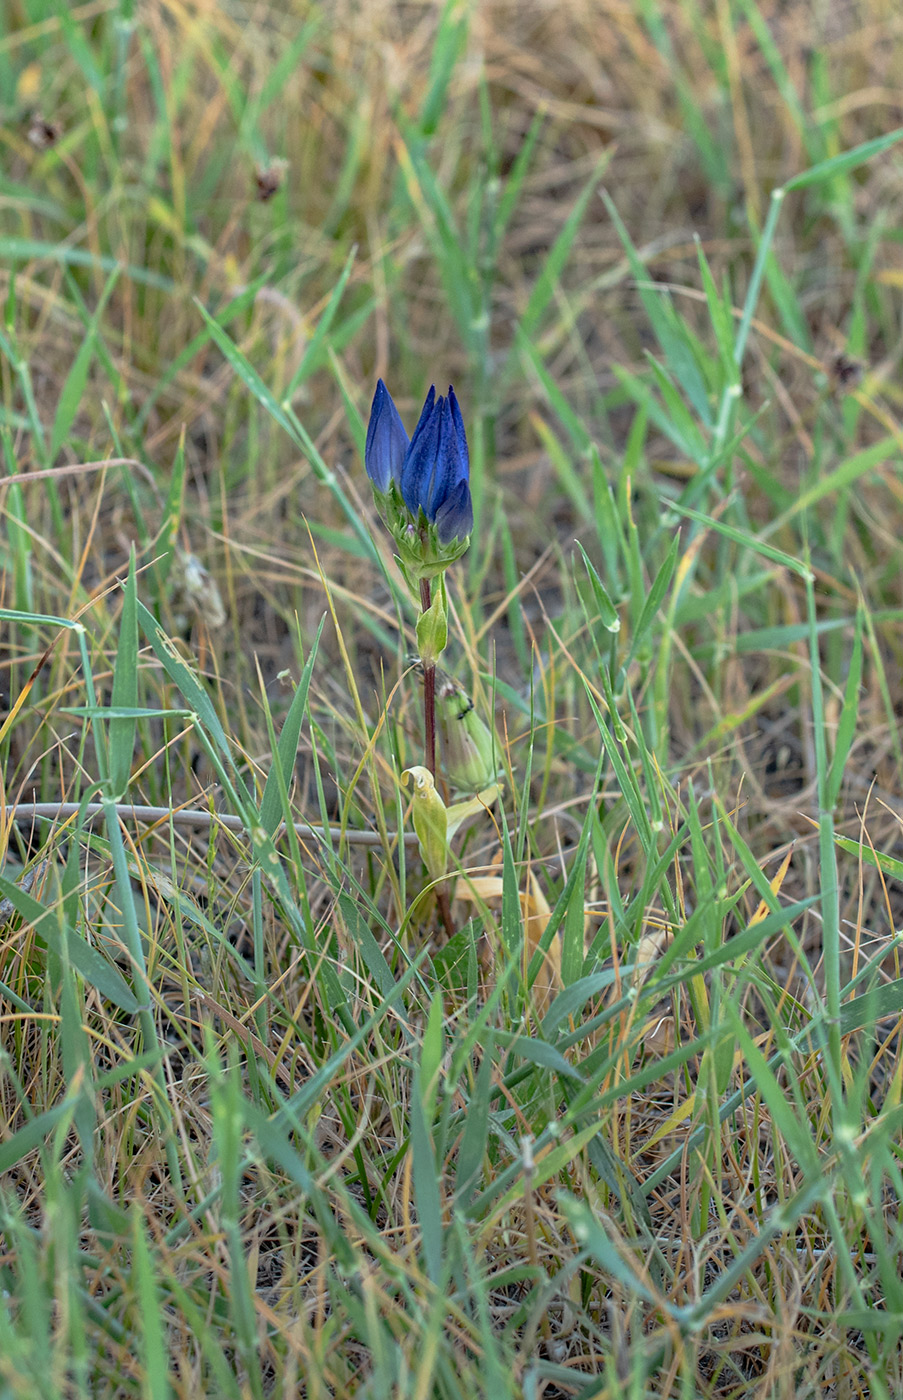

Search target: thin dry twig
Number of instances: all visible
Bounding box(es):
[5,801,419,847]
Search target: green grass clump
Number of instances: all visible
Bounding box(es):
[3,1,903,1396]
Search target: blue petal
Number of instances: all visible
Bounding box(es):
[420,395,458,517]
[365,379,409,492]
[434,475,473,544]
[422,388,469,519]
[447,387,470,479]
[400,386,441,516]
[406,386,437,463]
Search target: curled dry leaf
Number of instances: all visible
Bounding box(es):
[454,864,562,1015]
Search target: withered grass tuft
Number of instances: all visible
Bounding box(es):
[3,1,903,1396]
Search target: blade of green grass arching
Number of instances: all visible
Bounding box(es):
[396,122,481,359]
[109,549,138,798]
[48,266,119,465]
[623,531,679,672]
[1,427,34,615]
[666,499,814,580]
[283,247,356,402]
[733,187,785,369]
[135,598,253,806]
[492,108,545,247]
[834,838,903,883]
[734,0,815,158]
[611,363,705,463]
[512,152,611,349]
[558,1196,660,1312]
[783,126,903,193]
[530,414,592,520]
[0,1099,81,1178]
[0,238,176,291]
[805,560,842,1090]
[0,872,139,1014]
[58,916,96,1164]
[209,1046,265,1400]
[603,192,712,426]
[826,611,862,811]
[131,1212,172,1400]
[526,748,606,990]
[259,615,324,837]
[194,301,380,566]
[516,329,591,454]
[454,1030,495,1208]
[416,0,471,137]
[732,129,903,377]
[761,435,898,537]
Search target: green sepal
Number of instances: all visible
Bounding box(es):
[416,575,448,667]
[402,767,449,881]
[435,674,500,794]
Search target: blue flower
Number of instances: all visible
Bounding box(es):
[364,379,409,493]
[400,386,473,545]
[365,381,473,546]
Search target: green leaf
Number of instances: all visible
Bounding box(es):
[109,549,138,797]
[517,152,611,343]
[826,613,863,810]
[625,531,680,669]
[454,1032,494,1207]
[283,248,356,401]
[420,990,445,1122]
[411,1063,443,1283]
[542,969,622,1035]
[0,873,139,1013]
[0,1100,77,1174]
[575,541,620,634]
[135,598,252,807]
[132,1213,172,1400]
[784,126,903,192]
[337,893,397,1000]
[259,616,324,837]
[49,268,119,463]
[501,1034,583,1082]
[667,499,813,580]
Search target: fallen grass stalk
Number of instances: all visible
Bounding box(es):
[5,800,420,847]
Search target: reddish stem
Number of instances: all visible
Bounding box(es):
[420,576,437,780]
[419,575,454,940]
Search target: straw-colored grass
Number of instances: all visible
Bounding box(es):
[3,1,903,1395]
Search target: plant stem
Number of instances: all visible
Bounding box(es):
[419,576,454,940]
[420,576,437,779]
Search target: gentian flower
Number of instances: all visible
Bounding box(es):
[399,386,473,545]
[364,381,473,578]
[364,379,408,494]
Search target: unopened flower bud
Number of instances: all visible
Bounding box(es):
[435,673,500,795]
